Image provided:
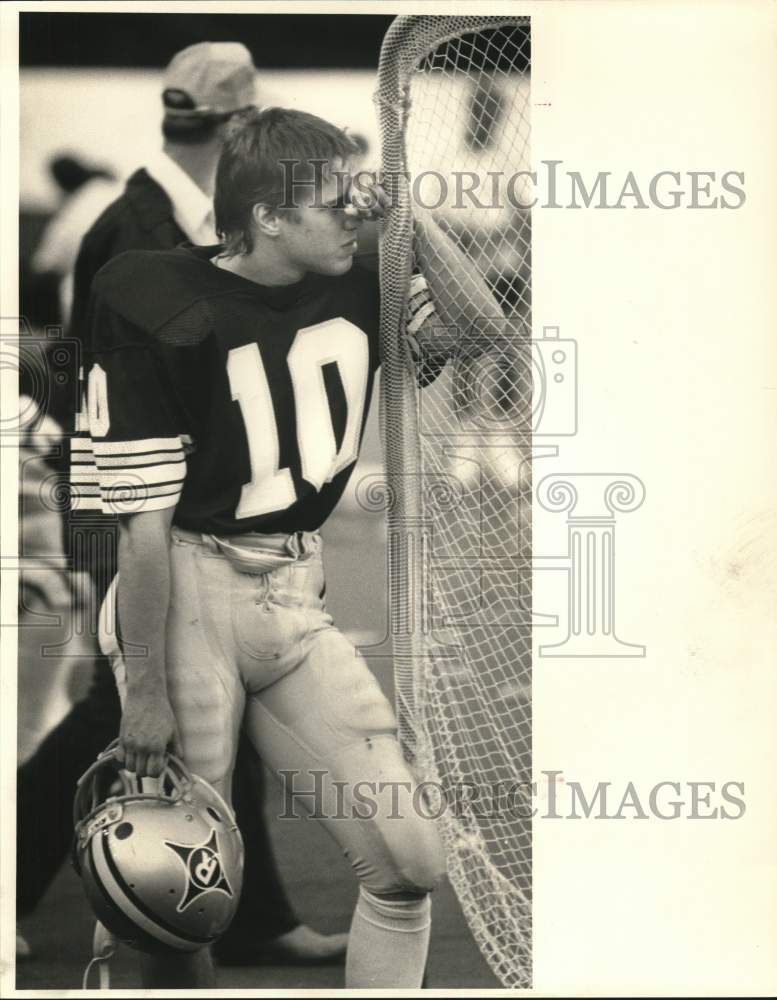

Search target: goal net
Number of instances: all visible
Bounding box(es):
[375,15,532,988]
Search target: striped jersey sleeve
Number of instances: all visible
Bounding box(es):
[405,273,436,345]
[404,272,449,387]
[70,294,190,516]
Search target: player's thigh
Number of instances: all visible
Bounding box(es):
[245,628,445,894]
[164,535,244,800]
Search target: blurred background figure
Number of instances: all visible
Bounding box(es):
[15,364,99,963]
[17,40,348,969]
[17,390,95,767]
[29,156,120,324]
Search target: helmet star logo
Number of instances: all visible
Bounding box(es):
[164,829,234,912]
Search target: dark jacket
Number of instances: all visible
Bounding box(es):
[70,168,186,344]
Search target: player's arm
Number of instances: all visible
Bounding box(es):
[412,208,501,334]
[116,505,180,777]
[348,178,503,365]
[78,273,190,776]
[408,209,504,374]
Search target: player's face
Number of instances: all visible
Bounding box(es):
[278,164,363,278]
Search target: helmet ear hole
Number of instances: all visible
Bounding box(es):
[115,822,134,840]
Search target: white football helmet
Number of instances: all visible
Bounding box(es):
[73,743,244,953]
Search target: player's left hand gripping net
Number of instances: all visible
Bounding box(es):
[375,15,532,988]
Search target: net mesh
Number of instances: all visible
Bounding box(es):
[375,16,532,988]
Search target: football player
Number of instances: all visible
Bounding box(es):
[74,106,498,988]
[26,43,345,967]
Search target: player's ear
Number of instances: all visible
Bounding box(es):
[253,203,281,238]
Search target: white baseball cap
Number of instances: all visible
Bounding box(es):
[162,42,257,118]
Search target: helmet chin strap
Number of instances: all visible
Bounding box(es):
[82,921,117,989]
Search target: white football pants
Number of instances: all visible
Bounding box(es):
[110,526,445,898]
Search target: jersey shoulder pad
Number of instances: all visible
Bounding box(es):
[92,249,213,345]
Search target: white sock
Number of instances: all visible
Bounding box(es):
[345,888,431,988]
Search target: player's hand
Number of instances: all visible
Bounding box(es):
[118,688,181,778]
[345,171,391,220]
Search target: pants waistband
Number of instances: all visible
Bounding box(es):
[171,526,321,561]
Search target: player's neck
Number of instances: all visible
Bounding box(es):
[215,248,306,287]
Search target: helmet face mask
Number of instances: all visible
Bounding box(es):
[73,744,244,953]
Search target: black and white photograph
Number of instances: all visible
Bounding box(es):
[1,1,775,996]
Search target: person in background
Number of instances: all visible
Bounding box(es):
[17,41,348,968]
[30,156,120,324]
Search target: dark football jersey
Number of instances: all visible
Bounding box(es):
[71,244,386,535]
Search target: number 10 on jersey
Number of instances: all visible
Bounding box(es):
[226,318,370,519]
